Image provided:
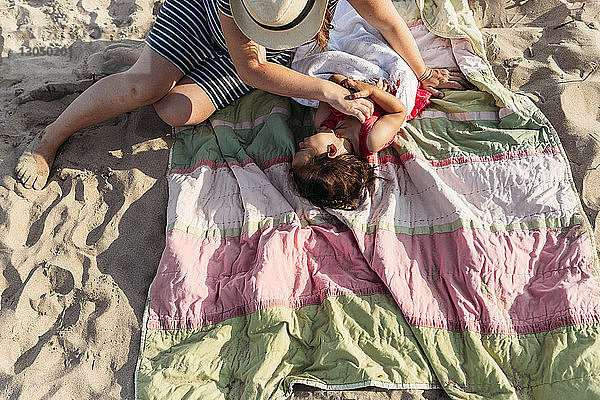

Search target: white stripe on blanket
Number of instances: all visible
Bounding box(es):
[168,152,577,233]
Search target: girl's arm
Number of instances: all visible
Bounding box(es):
[360,85,405,114]
[366,113,406,154]
[342,79,407,153]
[218,12,374,122]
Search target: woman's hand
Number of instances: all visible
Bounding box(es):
[420,68,474,98]
[324,80,374,122]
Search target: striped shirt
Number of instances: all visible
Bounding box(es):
[145,0,338,110]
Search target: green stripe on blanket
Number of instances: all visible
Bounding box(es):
[137,294,600,399]
[400,91,557,161]
[349,215,584,236]
[413,324,600,400]
[169,90,556,171]
[167,215,584,239]
[170,91,314,171]
[414,324,600,399]
[137,294,440,400]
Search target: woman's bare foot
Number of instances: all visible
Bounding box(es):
[15,132,59,190]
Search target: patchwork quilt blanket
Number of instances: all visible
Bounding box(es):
[135,1,600,399]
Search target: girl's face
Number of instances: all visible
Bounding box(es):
[292,131,348,169]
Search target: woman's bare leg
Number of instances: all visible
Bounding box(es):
[153,77,217,127]
[15,44,183,190]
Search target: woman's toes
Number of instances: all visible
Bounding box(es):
[32,176,46,190]
[15,144,53,190]
[15,165,25,180]
[15,153,31,178]
[21,173,33,188]
[30,177,39,190]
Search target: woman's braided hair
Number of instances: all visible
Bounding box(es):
[292,153,377,210]
[310,7,333,53]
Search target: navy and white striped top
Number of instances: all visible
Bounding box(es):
[145,0,338,110]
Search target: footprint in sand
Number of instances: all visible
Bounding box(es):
[43,263,75,296]
[483,32,500,63]
[30,292,63,316]
[16,81,93,105]
[102,41,145,70]
[108,0,139,28]
[76,41,144,78]
[13,263,80,376]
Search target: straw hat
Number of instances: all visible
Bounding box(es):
[230,0,329,50]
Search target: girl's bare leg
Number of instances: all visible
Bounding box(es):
[15,44,184,190]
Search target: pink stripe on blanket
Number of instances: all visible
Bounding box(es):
[172,147,561,176]
[378,146,561,167]
[148,225,387,330]
[407,20,424,28]
[364,226,600,334]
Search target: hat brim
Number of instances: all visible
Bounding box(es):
[230,0,328,50]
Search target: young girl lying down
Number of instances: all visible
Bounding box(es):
[291,73,413,210]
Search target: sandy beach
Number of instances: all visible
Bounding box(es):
[0,0,598,399]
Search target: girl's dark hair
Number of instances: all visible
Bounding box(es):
[292,153,377,210]
[310,8,333,54]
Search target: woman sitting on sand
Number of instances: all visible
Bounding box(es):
[15,0,468,190]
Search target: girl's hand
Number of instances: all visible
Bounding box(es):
[420,68,473,98]
[325,80,374,122]
[343,78,377,99]
[375,77,390,93]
